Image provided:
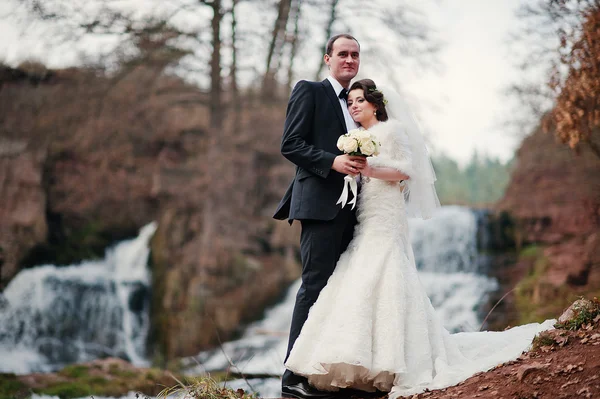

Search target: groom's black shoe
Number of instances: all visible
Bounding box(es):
[281,381,337,399]
[337,388,387,398]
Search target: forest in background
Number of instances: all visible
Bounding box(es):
[432,153,511,207]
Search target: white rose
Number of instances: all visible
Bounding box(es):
[337,135,348,151]
[353,130,370,141]
[342,137,359,153]
[358,136,372,147]
[360,140,376,156]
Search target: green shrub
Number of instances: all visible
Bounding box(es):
[555,298,600,331]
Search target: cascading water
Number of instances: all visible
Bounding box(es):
[0,206,498,399]
[410,206,498,331]
[0,223,156,374]
[185,206,499,398]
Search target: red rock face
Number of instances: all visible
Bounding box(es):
[543,234,598,287]
[498,125,600,245]
[496,124,600,321]
[0,144,48,285]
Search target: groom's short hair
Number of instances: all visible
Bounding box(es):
[325,34,360,56]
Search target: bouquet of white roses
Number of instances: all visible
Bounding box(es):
[335,128,380,209]
[336,128,380,157]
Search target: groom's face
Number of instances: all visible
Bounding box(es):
[325,38,360,85]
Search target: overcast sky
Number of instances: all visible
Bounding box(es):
[0,0,534,166]
[400,0,528,164]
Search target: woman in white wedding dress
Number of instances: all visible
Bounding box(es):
[284,79,554,398]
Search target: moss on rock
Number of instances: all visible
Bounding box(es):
[0,373,29,399]
[513,245,600,326]
[12,358,185,399]
[514,245,565,324]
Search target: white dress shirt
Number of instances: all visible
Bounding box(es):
[327,76,361,184]
[327,76,358,132]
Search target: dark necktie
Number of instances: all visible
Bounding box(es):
[339,89,348,101]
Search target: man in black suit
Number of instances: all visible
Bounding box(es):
[273,34,366,399]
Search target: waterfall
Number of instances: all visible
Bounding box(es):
[185,206,499,398]
[0,223,156,374]
[410,206,482,273]
[0,205,498,396]
[409,206,498,331]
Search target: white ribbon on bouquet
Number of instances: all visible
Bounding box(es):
[336,174,359,209]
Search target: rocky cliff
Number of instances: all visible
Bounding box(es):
[0,141,47,284]
[494,120,600,325]
[0,63,300,363]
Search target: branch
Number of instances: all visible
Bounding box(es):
[585,138,600,159]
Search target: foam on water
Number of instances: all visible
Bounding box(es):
[0,223,156,373]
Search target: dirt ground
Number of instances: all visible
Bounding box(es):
[351,316,600,399]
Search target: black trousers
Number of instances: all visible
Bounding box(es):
[282,205,357,387]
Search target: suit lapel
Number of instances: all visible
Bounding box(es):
[322,79,347,132]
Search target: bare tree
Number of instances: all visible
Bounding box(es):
[286,0,302,91]
[304,0,441,83]
[263,0,293,98]
[230,0,243,133]
[230,0,240,99]
[313,0,340,81]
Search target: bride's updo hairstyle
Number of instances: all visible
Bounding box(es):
[349,79,389,122]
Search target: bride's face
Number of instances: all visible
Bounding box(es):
[348,89,377,127]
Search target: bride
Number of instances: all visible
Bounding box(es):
[284,79,554,398]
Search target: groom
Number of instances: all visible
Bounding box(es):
[273,34,366,399]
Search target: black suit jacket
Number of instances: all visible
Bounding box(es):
[273,79,350,222]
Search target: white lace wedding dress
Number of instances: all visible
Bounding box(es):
[284,120,554,398]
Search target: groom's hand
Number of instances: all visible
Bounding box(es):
[332,155,366,175]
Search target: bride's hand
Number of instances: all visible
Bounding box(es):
[332,155,366,175]
[359,163,373,178]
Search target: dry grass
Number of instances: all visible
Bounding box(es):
[157,375,258,399]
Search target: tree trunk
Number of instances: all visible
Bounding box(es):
[263,0,292,98]
[231,0,241,132]
[209,0,223,130]
[286,0,302,93]
[314,0,339,81]
[200,0,224,269]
